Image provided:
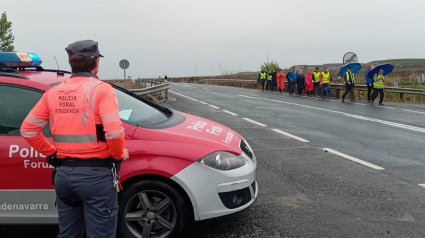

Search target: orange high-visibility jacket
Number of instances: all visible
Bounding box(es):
[20,75,125,160]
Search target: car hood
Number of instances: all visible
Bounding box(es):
[131,111,243,160]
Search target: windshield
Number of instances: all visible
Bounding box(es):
[114,88,170,126]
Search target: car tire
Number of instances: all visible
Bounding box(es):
[118,179,191,238]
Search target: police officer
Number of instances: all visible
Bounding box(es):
[372,68,385,106]
[341,67,356,103]
[20,40,128,238]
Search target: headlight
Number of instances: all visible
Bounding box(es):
[197,152,246,171]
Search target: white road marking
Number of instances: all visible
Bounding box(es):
[404,109,425,114]
[344,114,425,133]
[198,101,208,104]
[242,118,267,127]
[323,148,385,170]
[381,106,396,109]
[202,88,211,91]
[238,95,425,134]
[208,104,220,109]
[170,91,198,101]
[238,94,258,99]
[181,84,194,88]
[222,110,238,116]
[272,129,309,142]
[418,184,425,188]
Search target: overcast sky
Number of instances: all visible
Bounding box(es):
[3,0,425,79]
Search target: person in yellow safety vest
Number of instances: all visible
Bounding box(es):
[312,67,321,97]
[371,68,385,106]
[320,67,332,100]
[266,73,273,91]
[341,67,356,103]
[258,70,267,91]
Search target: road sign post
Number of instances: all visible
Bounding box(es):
[119,59,130,80]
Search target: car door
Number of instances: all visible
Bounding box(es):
[0,83,57,224]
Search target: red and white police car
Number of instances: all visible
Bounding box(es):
[0,52,257,237]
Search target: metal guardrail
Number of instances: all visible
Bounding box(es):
[129,82,170,99]
[329,83,425,102]
[198,79,425,102]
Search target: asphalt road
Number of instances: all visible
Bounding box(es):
[166,83,425,237]
[3,83,425,238]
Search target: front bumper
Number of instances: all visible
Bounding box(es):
[171,141,257,221]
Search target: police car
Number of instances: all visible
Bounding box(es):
[0,52,257,238]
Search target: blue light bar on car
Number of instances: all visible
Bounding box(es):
[0,52,42,67]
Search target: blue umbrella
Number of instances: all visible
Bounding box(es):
[367,63,394,78]
[338,63,362,77]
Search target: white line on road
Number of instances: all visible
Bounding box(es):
[238,95,425,134]
[222,110,238,116]
[198,101,208,104]
[202,88,211,91]
[404,109,425,114]
[181,85,194,88]
[272,129,309,142]
[238,94,258,99]
[170,91,198,101]
[323,148,385,170]
[418,184,425,188]
[208,104,220,109]
[242,118,267,127]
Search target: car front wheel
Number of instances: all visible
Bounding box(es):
[118,179,191,238]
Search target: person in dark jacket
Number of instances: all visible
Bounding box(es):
[296,70,305,95]
[341,67,356,103]
[365,64,374,102]
[271,72,277,92]
[287,67,297,95]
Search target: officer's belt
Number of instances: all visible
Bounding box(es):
[59,158,111,167]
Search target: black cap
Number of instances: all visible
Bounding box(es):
[315,67,319,70]
[65,40,103,59]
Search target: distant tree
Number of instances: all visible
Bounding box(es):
[0,12,15,52]
[261,61,280,73]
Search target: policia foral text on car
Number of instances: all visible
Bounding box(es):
[20,40,129,238]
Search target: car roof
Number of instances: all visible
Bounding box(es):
[0,69,71,91]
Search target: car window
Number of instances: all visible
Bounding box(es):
[114,88,169,126]
[0,84,51,136]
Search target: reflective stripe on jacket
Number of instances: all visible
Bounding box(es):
[21,75,125,160]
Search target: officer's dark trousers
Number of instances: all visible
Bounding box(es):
[55,166,118,238]
[261,81,265,91]
[372,88,384,104]
[367,84,373,101]
[342,84,355,102]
